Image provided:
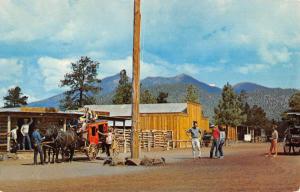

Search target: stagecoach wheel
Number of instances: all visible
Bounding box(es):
[283,143,291,155]
[87,144,99,161]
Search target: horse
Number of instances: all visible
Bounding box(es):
[55,127,80,162]
[44,126,61,163]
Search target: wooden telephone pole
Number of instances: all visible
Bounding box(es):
[131,0,141,159]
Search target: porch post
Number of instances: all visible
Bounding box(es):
[123,121,126,153]
[63,118,67,131]
[7,115,11,152]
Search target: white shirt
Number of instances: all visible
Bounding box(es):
[11,128,18,140]
[106,133,113,144]
[21,124,30,135]
[220,131,226,140]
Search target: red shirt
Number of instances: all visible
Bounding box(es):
[212,128,220,140]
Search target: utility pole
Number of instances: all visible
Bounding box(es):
[131,0,141,159]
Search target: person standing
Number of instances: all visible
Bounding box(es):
[268,125,279,157]
[210,125,220,158]
[8,125,20,152]
[21,118,33,150]
[105,128,113,157]
[186,121,202,159]
[218,126,226,159]
[98,127,114,157]
[32,127,44,165]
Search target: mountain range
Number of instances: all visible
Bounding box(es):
[29,73,298,122]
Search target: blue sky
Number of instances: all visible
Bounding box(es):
[0,0,299,105]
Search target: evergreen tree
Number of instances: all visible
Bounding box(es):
[3,86,28,108]
[244,105,270,129]
[184,84,199,103]
[60,94,75,110]
[60,56,101,110]
[156,92,169,103]
[289,91,300,111]
[214,83,245,138]
[141,90,156,104]
[112,69,132,104]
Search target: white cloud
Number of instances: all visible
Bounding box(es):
[99,56,173,79]
[0,58,23,81]
[0,0,71,42]
[237,64,268,74]
[37,57,72,90]
[258,46,291,65]
[99,56,223,79]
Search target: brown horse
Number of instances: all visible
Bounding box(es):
[44,126,79,162]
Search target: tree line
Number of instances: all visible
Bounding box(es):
[3,56,300,131]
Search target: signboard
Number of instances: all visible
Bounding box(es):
[244,134,251,142]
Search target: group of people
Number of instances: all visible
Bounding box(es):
[186,121,226,159]
[187,121,280,160]
[8,118,34,151]
[7,118,45,165]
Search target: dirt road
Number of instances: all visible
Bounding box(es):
[0,143,299,192]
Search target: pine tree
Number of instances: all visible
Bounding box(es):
[3,86,28,108]
[184,84,199,103]
[60,56,101,110]
[141,90,156,104]
[156,92,169,103]
[112,69,132,104]
[244,105,270,130]
[289,91,300,111]
[60,94,75,110]
[214,83,245,139]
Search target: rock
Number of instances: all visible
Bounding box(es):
[110,157,125,166]
[7,153,18,160]
[140,156,153,166]
[103,157,125,166]
[152,157,166,166]
[140,156,166,166]
[103,157,112,166]
[125,158,140,166]
[0,153,6,161]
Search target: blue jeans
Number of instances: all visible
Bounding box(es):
[34,144,44,165]
[210,139,219,158]
[218,139,225,157]
[22,133,32,150]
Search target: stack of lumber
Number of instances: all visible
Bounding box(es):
[113,129,173,151]
[114,128,131,152]
[139,131,153,148]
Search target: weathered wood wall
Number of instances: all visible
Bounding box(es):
[139,102,209,147]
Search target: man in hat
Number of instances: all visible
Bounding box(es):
[186,121,202,159]
[32,127,44,165]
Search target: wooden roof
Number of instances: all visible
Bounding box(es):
[0,107,83,118]
[85,103,188,117]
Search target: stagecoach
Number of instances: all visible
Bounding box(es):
[83,119,121,160]
[283,111,300,155]
[83,121,107,160]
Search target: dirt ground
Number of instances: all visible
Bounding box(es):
[0,143,299,192]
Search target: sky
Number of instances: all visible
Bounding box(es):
[0,0,299,105]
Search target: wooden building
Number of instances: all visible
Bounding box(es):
[86,102,210,147]
[0,107,82,151]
